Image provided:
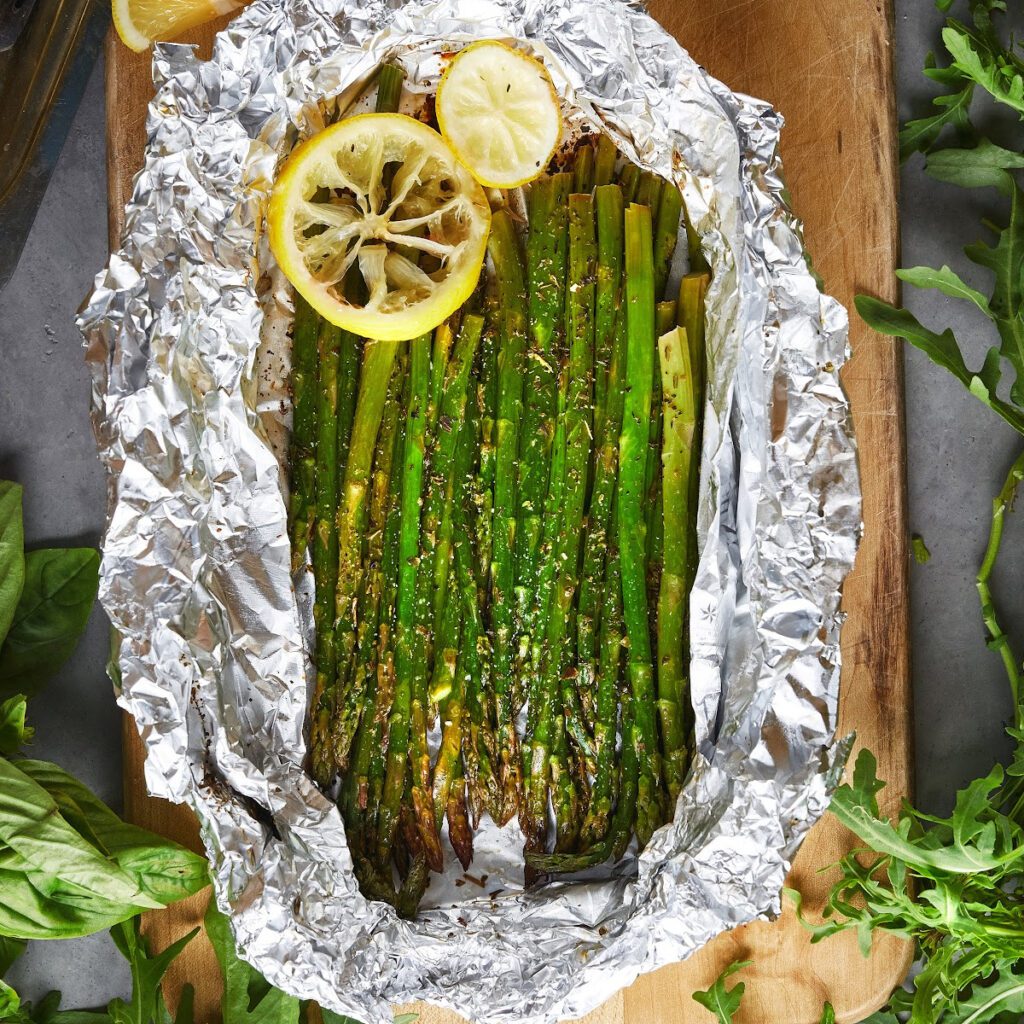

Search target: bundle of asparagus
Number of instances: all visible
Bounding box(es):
[286,64,709,913]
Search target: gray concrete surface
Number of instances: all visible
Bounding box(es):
[2,2,1021,1015]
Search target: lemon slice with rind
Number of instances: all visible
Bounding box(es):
[267,113,491,342]
[436,40,562,189]
[113,0,240,52]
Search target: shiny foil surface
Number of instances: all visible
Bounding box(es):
[78,0,859,1021]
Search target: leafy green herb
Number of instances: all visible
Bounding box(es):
[691,961,751,1024]
[0,740,208,940]
[204,899,302,1024]
[0,698,32,757]
[0,484,25,649]
[818,1004,835,1024]
[0,917,195,1024]
[912,533,932,564]
[841,3,1024,1022]
[107,920,198,1024]
[0,549,100,698]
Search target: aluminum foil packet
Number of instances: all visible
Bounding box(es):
[78,0,859,1020]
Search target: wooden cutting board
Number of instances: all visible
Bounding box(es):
[107,1,911,1020]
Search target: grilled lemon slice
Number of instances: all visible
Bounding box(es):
[267,113,491,342]
[436,40,562,189]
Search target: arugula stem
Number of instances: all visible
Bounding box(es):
[976,448,1024,729]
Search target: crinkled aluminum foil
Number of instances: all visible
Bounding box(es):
[78,0,858,1020]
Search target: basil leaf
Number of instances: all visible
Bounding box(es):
[0,852,140,940]
[0,975,19,1018]
[205,899,302,1024]
[691,961,751,1024]
[0,483,25,651]
[0,757,155,911]
[0,548,100,698]
[14,761,209,909]
[0,695,32,756]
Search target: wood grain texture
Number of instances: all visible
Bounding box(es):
[108,0,911,1020]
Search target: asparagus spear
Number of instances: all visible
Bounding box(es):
[536,193,598,855]
[654,185,683,298]
[376,332,431,867]
[426,530,474,870]
[307,320,340,786]
[288,294,320,572]
[573,141,595,194]
[657,326,697,804]
[619,202,666,846]
[376,61,405,116]
[579,498,624,848]
[520,364,569,862]
[577,184,625,719]
[454,440,499,825]
[429,316,484,643]
[594,134,617,188]
[635,171,662,214]
[328,339,400,772]
[618,163,640,204]
[341,356,403,842]
[488,208,529,824]
[428,322,454,432]
[526,664,637,873]
[517,172,571,636]
[647,299,679,593]
[363,363,410,849]
[323,59,407,775]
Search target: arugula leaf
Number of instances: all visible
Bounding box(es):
[0,484,25,651]
[818,1004,835,1024]
[0,549,99,698]
[691,961,751,1024]
[855,296,1024,435]
[925,138,1024,193]
[107,919,197,1024]
[204,898,302,1024]
[897,265,993,318]
[943,21,1024,116]
[830,750,1023,874]
[950,965,1024,1023]
[0,920,196,1024]
[899,65,974,162]
[963,184,1024,405]
[0,697,32,757]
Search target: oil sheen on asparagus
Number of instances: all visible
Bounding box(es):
[287,65,709,915]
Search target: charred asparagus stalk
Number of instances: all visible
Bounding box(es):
[288,294,321,572]
[620,202,666,847]
[377,332,431,866]
[657,326,697,804]
[487,208,529,824]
